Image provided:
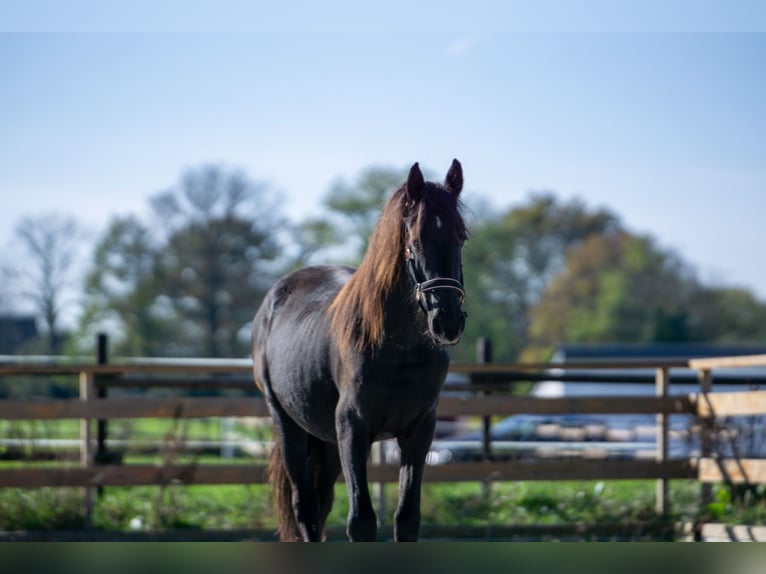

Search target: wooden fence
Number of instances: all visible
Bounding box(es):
[2,349,766,536]
[690,355,766,505]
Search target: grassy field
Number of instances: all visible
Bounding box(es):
[0,474,752,537]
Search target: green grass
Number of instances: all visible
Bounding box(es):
[405,480,701,526]
[2,477,757,537]
[92,484,276,531]
[0,484,275,531]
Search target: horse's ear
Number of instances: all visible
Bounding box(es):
[406,162,425,203]
[445,159,463,197]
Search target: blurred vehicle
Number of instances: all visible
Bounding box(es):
[433,372,474,438]
[419,412,697,465]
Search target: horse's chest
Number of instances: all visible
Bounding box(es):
[356,354,448,435]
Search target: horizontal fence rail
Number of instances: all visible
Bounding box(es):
[697,459,766,484]
[0,460,697,489]
[0,396,270,420]
[696,390,766,417]
[0,394,695,421]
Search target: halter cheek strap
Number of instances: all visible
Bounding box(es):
[405,247,466,311]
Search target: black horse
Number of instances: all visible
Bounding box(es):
[251,160,468,541]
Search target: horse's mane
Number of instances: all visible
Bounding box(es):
[329,180,467,354]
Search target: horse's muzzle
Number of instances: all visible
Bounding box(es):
[428,307,467,346]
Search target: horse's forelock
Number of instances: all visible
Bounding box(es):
[410,183,468,245]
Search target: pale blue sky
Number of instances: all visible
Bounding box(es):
[1,27,766,297]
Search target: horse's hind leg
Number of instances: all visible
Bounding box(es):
[269,400,322,541]
[310,437,341,539]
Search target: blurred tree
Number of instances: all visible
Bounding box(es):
[298,166,411,265]
[527,231,704,356]
[80,165,286,358]
[457,193,619,361]
[289,217,342,270]
[9,214,84,353]
[687,286,766,343]
[0,264,13,314]
[325,166,408,258]
[150,165,283,357]
[81,216,169,355]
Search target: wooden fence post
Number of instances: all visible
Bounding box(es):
[94,333,122,471]
[79,368,94,527]
[699,368,713,514]
[655,367,669,516]
[476,337,493,462]
[475,338,494,500]
[96,333,108,464]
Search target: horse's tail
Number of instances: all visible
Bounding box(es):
[268,433,329,542]
[268,438,302,541]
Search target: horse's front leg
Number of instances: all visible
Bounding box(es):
[394,410,436,542]
[336,403,377,541]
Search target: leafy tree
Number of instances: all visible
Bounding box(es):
[687,286,766,343]
[81,216,169,355]
[80,165,285,358]
[297,166,411,265]
[527,226,766,360]
[325,166,409,257]
[527,231,705,356]
[457,193,619,361]
[150,165,283,357]
[289,218,342,270]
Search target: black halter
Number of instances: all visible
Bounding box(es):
[405,247,466,314]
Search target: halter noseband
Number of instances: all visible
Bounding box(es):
[405,247,466,312]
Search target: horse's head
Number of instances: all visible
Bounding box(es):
[404,159,468,346]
